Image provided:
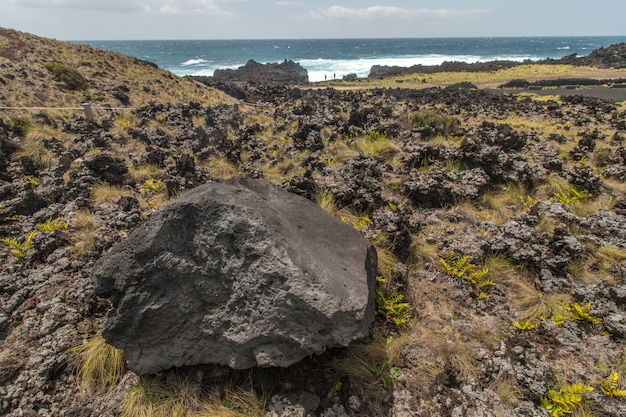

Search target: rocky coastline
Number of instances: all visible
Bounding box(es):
[1,27,626,417]
[368,43,626,79]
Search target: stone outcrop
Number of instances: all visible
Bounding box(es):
[91,178,377,374]
[211,59,309,84]
[369,60,523,79]
[370,43,626,80]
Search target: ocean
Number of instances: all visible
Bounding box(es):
[77,37,626,83]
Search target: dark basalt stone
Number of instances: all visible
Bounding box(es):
[91,178,377,374]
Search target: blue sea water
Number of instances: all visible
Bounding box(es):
[77,37,626,83]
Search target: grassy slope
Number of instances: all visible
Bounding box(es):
[0,27,234,112]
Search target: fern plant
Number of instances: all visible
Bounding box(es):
[37,216,69,232]
[139,178,163,193]
[518,195,536,211]
[541,383,593,417]
[340,214,373,231]
[438,250,494,299]
[600,371,626,397]
[552,187,592,206]
[1,230,37,258]
[513,320,537,331]
[375,277,411,326]
[466,267,494,299]
[567,302,601,324]
[439,251,473,277]
[24,175,42,187]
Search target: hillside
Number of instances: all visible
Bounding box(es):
[1,28,626,417]
[0,28,234,111]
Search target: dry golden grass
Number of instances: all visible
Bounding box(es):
[579,243,626,285]
[68,210,100,258]
[322,139,355,165]
[110,138,147,161]
[201,387,267,417]
[91,183,134,204]
[406,235,439,267]
[570,194,616,217]
[120,376,267,417]
[483,252,530,292]
[355,135,400,160]
[314,190,338,216]
[259,160,305,184]
[333,332,407,393]
[67,333,126,396]
[128,164,166,183]
[405,323,484,387]
[536,173,571,200]
[375,245,399,283]
[200,157,239,180]
[488,376,523,405]
[11,123,67,168]
[121,376,208,417]
[520,292,572,322]
[475,184,534,225]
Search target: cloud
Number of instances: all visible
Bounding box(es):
[9,0,146,12]
[155,0,228,14]
[274,1,305,6]
[316,6,489,20]
[10,0,229,14]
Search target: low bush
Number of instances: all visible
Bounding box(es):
[410,109,458,137]
[44,61,88,90]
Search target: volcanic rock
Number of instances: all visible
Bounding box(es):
[211,59,309,84]
[91,178,377,374]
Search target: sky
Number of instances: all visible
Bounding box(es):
[2,0,626,40]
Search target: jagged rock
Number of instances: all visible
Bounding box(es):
[91,178,377,374]
[488,221,544,265]
[81,152,128,185]
[405,168,489,208]
[211,59,309,84]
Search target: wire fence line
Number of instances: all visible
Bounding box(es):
[0,103,138,120]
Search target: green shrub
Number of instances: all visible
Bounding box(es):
[44,61,88,90]
[410,110,458,137]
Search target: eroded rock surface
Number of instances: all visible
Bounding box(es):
[91,178,377,374]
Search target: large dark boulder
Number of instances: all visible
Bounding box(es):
[91,178,377,374]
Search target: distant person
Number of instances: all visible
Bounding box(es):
[325,75,327,81]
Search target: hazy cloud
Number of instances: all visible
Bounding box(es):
[9,0,146,12]
[274,1,305,6]
[154,0,227,15]
[10,0,229,14]
[316,6,489,20]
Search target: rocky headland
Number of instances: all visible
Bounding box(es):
[1,27,626,417]
[368,42,626,79]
